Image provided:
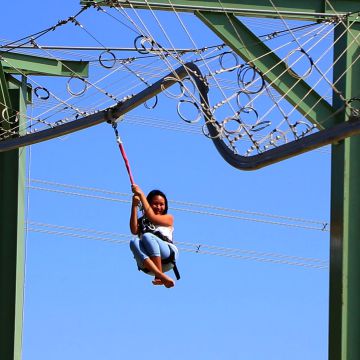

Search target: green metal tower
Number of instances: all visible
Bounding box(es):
[1,1,360,359]
[0,52,89,360]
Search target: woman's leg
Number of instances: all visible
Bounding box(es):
[129,235,174,287]
[140,233,173,286]
[142,259,174,288]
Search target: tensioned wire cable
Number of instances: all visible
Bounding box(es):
[0,95,331,155]
[207,21,333,137]
[27,178,329,231]
[122,113,330,153]
[23,36,213,124]
[1,55,173,134]
[0,9,330,134]
[202,1,342,128]
[324,0,360,47]
[268,0,358,106]
[0,6,89,53]
[117,1,221,125]
[163,1,340,149]
[0,8,346,152]
[237,19,356,146]
[1,10,199,130]
[27,221,328,269]
[281,18,360,125]
[161,1,334,134]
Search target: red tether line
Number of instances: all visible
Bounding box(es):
[112,123,135,185]
[117,140,135,185]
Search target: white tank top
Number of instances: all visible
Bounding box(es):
[154,224,174,242]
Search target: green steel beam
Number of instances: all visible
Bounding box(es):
[0,63,13,131]
[6,75,32,104]
[81,0,360,21]
[329,20,360,360]
[196,11,337,129]
[0,52,89,77]
[0,76,26,360]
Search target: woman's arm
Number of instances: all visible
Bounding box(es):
[132,184,173,227]
[129,195,140,235]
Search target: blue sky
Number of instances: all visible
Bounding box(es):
[2,2,332,359]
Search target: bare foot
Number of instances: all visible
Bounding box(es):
[153,272,174,288]
[163,278,175,288]
[152,277,164,286]
[159,273,175,288]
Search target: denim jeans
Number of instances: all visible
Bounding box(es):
[129,232,178,274]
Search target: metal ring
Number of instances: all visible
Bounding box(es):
[177,99,201,124]
[222,115,243,135]
[161,77,186,99]
[237,65,265,94]
[66,76,88,97]
[291,121,314,138]
[144,95,158,109]
[250,120,271,132]
[238,106,259,128]
[202,120,222,139]
[134,35,155,54]
[285,48,314,79]
[182,77,197,98]
[219,51,239,72]
[269,129,287,146]
[1,107,11,122]
[99,50,116,69]
[347,97,360,118]
[236,91,253,111]
[34,86,50,100]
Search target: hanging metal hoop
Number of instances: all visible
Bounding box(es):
[182,77,197,98]
[34,86,50,100]
[250,120,271,133]
[177,99,201,123]
[285,48,314,79]
[144,95,158,109]
[161,77,186,99]
[236,91,253,112]
[219,51,239,72]
[99,50,116,69]
[66,76,88,97]
[222,115,243,135]
[269,129,287,147]
[202,120,222,139]
[291,121,314,138]
[134,35,156,54]
[238,106,259,129]
[1,107,12,123]
[237,65,265,94]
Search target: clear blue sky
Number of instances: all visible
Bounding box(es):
[2,2,331,359]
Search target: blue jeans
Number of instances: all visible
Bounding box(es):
[129,232,178,274]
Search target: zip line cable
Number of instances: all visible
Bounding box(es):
[28,178,329,231]
[27,221,328,270]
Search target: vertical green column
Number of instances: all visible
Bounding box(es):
[329,21,360,360]
[0,76,26,360]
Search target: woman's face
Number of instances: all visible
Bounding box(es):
[150,195,166,215]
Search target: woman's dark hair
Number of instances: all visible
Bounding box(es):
[147,189,169,214]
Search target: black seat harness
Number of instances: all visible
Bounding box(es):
[138,217,181,280]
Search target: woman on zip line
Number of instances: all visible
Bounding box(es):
[110,122,179,287]
[129,184,179,288]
